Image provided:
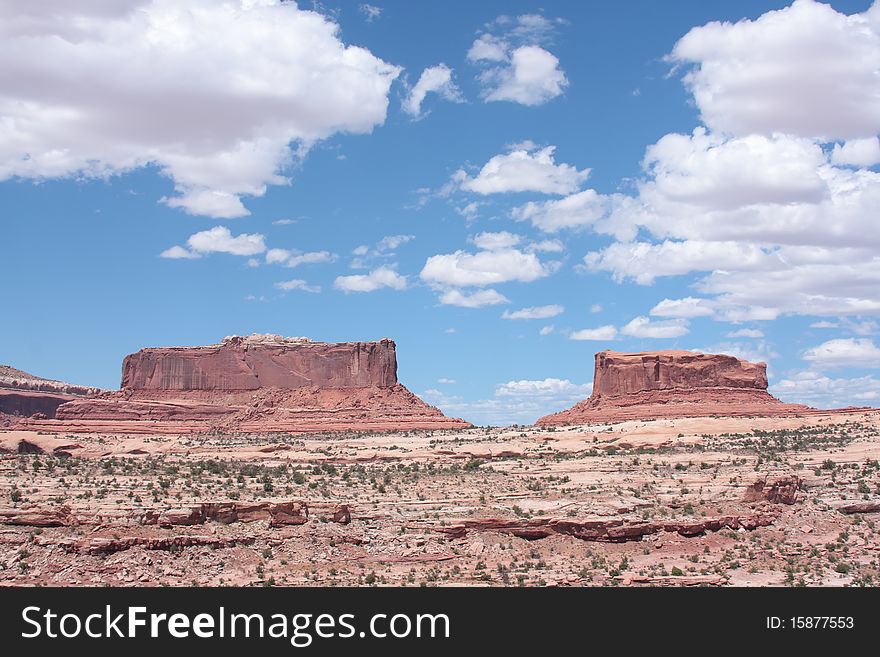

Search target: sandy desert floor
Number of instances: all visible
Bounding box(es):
[1,411,879,587]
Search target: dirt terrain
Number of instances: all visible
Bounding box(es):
[1,411,878,587]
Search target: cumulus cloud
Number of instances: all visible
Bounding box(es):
[0,0,400,217]
[161,226,266,259]
[771,370,880,408]
[585,239,772,285]
[275,279,320,293]
[589,126,880,319]
[477,45,568,106]
[669,0,880,140]
[438,289,509,308]
[423,376,591,425]
[803,338,880,369]
[334,266,407,293]
[457,144,589,195]
[620,316,689,339]
[159,245,200,260]
[471,231,522,251]
[512,189,605,233]
[693,341,778,365]
[266,249,335,267]
[831,137,880,167]
[467,34,509,63]
[402,64,463,117]
[501,304,564,320]
[467,14,568,106]
[420,247,551,287]
[650,297,716,319]
[569,325,618,341]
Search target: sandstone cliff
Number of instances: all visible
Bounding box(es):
[0,365,101,418]
[121,335,398,391]
[44,334,469,433]
[537,350,811,425]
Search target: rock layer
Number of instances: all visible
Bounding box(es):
[538,350,812,425]
[37,334,469,433]
[0,365,101,418]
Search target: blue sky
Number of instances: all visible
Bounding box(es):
[3,0,880,424]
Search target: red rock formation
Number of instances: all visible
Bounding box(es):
[37,334,469,434]
[434,512,777,542]
[0,365,101,419]
[537,350,812,425]
[121,335,397,390]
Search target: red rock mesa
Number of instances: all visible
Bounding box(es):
[38,335,469,434]
[537,350,812,425]
[0,365,101,420]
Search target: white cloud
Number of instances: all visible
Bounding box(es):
[569,325,618,341]
[438,289,509,308]
[528,239,564,253]
[513,189,605,233]
[591,128,880,319]
[457,144,588,195]
[831,137,880,167]
[471,231,521,251]
[478,45,568,106]
[359,4,382,22]
[693,341,778,365]
[727,328,764,339]
[810,321,838,329]
[585,239,772,285]
[275,279,320,293]
[162,226,266,259]
[621,316,689,339]
[467,34,509,62]
[803,338,880,369]
[670,0,880,140]
[376,234,415,252]
[437,378,456,385]
[273,218,297,226]
[160,245,200,260]
[0,0,400,217]
[402,64,463,117]
[650,297,716,319]
[590,304,603,313]
[467,15,567,106]
[334,265,407,293]
[266,249,335,267]
[421,247,552,288]
[539,325,555,336]
[771,370,880,409]
[501,304,564,320]
[423,376,591,426]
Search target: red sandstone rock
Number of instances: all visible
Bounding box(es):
[837,502,880,514]
[0,505,77,527]
[537,350,812,425]
[121,335,398,391]
[0,365,101,419]
[39,334,470,434]
[434,513,777,542]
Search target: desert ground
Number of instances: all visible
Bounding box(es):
[1,411,879,587]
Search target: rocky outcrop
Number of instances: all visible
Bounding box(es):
[537,350,812,425]
[742,476,803,505]
[0,365,101,419]
[36,334,469,433]
[434,513,777,541]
